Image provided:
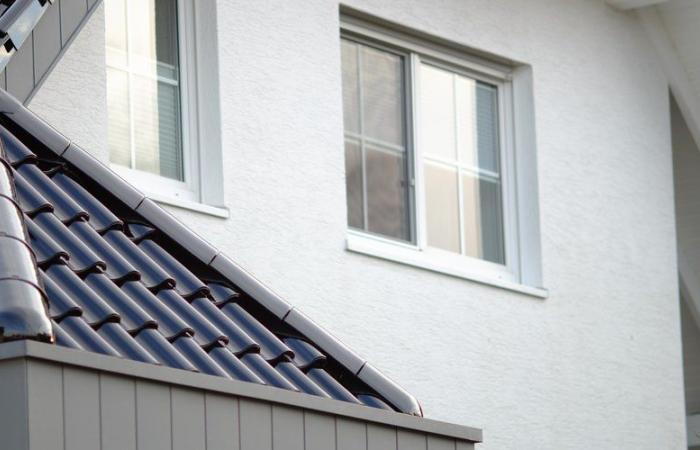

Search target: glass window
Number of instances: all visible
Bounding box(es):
[340,39,411,241]
[340,35,508,267]
[419,63,504,264]
[106,0,183,181]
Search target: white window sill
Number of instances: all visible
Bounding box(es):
[146,191,230,219]
[345,232,548,299]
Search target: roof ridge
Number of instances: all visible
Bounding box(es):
[0,88,422,416]
[0,126,52,342]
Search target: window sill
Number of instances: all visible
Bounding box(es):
[146,191,230,219]
[345,232,548,299]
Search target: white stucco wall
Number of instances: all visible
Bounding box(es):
[28,1,686,449]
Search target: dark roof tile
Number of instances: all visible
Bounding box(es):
[284,337,326,371]
[84,273,156,334]
[13,168,53,216]
[134,329,196,371]
[45,264,119,327]
[221,302,293,363]
[102,229,175,291]
[190,296,258,356]
[98,322,159,365]
[25,214,67,267]
[172,336,230,378]
[156,288,228,350]
[120,281,192,340]
[69,220,139,284]
[139,238,209,299]
[17,163,87,223]
[57,316,120,357]
[34,213,104,275]
[51,170,123,233]
[0,100,420,413]
[207,281,239,306]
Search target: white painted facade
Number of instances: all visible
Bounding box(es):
[28,1,689,449]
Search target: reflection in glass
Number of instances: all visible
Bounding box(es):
[420,62,505,264]
[424,163,460,253]
[105,0,184,181]
[340,38,411,242]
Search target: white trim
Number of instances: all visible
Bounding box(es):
[346,231,548,298]
[145,190,230,218]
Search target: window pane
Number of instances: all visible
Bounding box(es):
[106,0,184,181]
[420,64,456,160]
[340,40,411,242]
[476,82,500,174]
[361,46,404,146]
[345,139,364,230]
[424,163,460,252]
[107,67,131,167]
[341,40,360,134]
[366,147,409,240]
[132,77,183,180]
[105,0,127,67]
[462,173,504,264]
[456,76,477,167]
[126,0,179,79]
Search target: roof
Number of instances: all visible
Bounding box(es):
[0,87,422,416]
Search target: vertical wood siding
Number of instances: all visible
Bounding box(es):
[15,360,474,450]
[0,0,98,104]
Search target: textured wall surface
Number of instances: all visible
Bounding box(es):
[29,1,686,449]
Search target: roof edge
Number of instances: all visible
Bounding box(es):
[0,87,423,416]
[0,0,53,72]
[0,340,482,442]
[0,130,52,343]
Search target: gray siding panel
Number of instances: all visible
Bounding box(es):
[7,34,35,103]
[100,374,137,450]
[427,435,456,450]
[0,359,29,450]
[59,0,88,45]
[27,361,64,450]
[2,0,101,103]
[397,430,428,450]
[171,387,207,450]
[205,394,240,450]
[455,442,475,450]
[239,399,272,450]
[63,367,100,450]
[368,423,397,450]
[32,0,62,82]
[304,412,336,450]
[10,357,479,450]
[135,381,172,450]
[337,418,368,450]
[272,405,304,450]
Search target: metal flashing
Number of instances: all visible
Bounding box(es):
[61,143,145,209]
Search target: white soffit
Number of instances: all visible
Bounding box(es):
[606,0,667,10]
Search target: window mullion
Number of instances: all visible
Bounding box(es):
[411,53,427,250]
[357,46,369,232]
[124,1,136,171]
[454,74,466,256]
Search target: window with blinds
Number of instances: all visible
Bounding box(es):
[340,33,511,269]
[106,0,184,181]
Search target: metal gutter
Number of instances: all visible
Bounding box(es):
[0,340,483,443]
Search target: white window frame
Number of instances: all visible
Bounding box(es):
[341,14,546,297]
[108,0,227,217]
